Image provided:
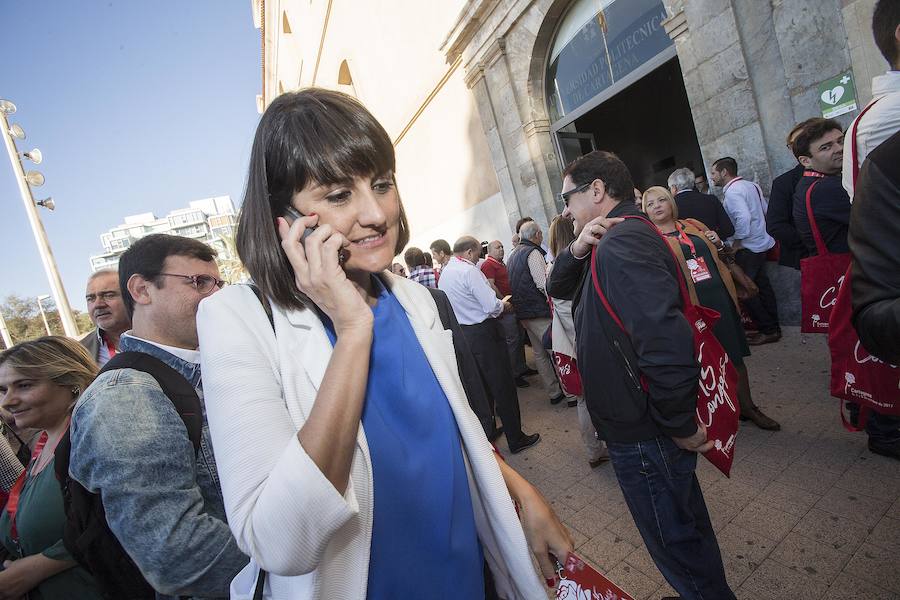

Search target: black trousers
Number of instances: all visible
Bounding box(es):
[460,318,525,446]
[735,249,780,334]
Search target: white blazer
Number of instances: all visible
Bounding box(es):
[196,273,546,599]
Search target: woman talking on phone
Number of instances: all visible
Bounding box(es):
[197,89,572,599]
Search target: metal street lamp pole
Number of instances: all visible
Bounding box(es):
[0,109,79,337]
[36,295,52,335]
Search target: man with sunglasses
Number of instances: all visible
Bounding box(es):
[80,269,132,366]
[68,234,247,598]
[548,151,735,600]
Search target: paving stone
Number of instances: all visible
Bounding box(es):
[772,462,842,495]
[556,482,597,512]
[604,561,660,600]
[823,572,900,600]
[738,558,830,599]
[566,502,616,539]
[605,512,644,547]
[865,515,900,554]
[813,486,891,527]
[730,501,802,541]
[716,523,778,574]
[578,529,637,573]
[833,461,900,502]
[756,480,820,516]
[768,531,851,583]
[844,542,900,594]
[793,508,870,554]
[623,545,666,585]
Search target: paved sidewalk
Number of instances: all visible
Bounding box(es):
[502,327,900,599]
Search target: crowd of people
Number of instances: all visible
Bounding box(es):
[0,2,897,599]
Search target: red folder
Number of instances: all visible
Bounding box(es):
[556,552,636,600]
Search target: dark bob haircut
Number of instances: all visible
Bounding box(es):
[563,150,634,203]
[236,88,410,311]
[119,234,217,319]
[791,117,842,159]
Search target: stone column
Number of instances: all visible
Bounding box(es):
[841,0,888,105]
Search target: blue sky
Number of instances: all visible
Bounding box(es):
[0,1,261,312]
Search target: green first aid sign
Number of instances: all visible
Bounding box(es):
[818,71,858,118]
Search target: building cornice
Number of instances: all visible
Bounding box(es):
[441,0,503,64]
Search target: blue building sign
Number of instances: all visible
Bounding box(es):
[547,0,673,123]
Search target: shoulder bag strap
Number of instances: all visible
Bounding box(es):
[804,179,828,257]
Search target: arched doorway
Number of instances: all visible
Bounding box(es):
[544,0,704,191]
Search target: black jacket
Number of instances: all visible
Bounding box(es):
[427,287,495,435]
[673,189,734,239]
[849,130,900,364]
[793,173,851,255]
[766,164,808,269]
[546,202,698,443]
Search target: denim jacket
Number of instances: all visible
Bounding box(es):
[69,335,248,599]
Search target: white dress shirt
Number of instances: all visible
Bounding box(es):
[723,177,776,253]
[437,256,503,325]
[843,70,900,198]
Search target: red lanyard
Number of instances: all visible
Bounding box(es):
[6,431,49,542]
[802,170,826,178]
[674,223,698,259]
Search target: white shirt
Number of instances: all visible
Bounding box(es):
[722,177,776,253]
[843,70,900,198]
[437,256,503,325]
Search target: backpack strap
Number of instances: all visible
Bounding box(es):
[248,283,275,331]
[99,352,202,454]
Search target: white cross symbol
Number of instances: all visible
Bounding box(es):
[840,75,851,84]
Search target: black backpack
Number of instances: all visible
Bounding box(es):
[55,351,202,600]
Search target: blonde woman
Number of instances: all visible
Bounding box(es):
[0,337,103,599]
[642,186,780,431]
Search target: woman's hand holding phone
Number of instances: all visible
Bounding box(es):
[277,213,373,335]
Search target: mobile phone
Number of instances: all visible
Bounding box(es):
[283,207,345,263]
[283,206,316,244]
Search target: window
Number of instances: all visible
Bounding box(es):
[545,0,672,122]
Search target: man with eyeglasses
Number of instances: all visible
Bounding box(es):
[68,234,247,598]
[547,150,735,600]
[80,269,131,366]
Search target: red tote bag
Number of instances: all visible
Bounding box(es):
[590,216,740,476]
[800,176,851,333]
[828,265,900,416]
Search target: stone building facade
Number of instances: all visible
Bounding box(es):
[253,0,885,261]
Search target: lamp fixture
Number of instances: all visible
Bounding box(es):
[24,170,44,186]
[0,99,16,115]
[8,123,25,139]
[22,148,42,164]
[36,197,55,211]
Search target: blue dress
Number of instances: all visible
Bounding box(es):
[320,280,485,599]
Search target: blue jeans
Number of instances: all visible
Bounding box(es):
[606,437,735,600]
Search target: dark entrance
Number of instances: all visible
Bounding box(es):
[568,57,704,192]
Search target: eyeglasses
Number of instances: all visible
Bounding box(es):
[558,182,592,206]
[156,273,226,294]
[86,291,120,303]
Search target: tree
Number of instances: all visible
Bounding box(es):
[0,294,92,349]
